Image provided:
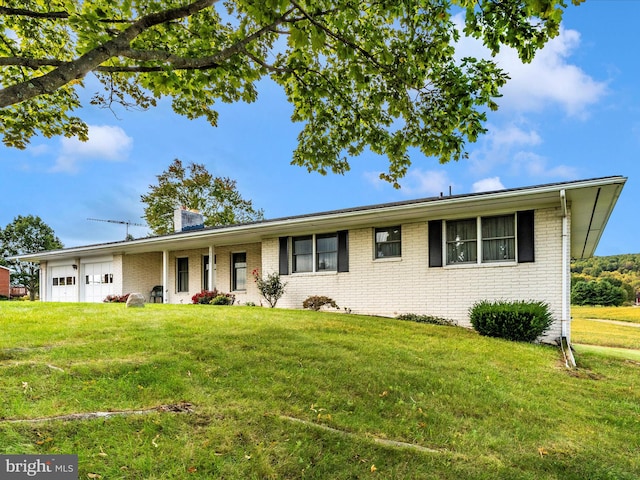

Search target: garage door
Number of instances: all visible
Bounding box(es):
[50,265,78,302]
[82,261,114,303]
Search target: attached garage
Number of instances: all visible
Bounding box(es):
[49,264,78,302]
[81,259,114,303]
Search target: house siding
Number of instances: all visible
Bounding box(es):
[0,267,10,298]
[122,252,162,302]
[214,243,262,305]
[263,207,565,342]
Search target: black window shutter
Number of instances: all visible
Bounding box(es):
[428,220,443,267]
[337,230,349,272]
[517,210,535,263]
[279,237,289,275]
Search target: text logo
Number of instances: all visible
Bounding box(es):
[0,455,78,479]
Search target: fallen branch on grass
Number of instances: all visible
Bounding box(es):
[279,415,442,454]
[1,402,194,424]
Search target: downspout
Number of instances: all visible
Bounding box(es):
[162,250,169,304]
[560,190,576,368]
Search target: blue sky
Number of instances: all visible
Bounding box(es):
[0,1,638,256]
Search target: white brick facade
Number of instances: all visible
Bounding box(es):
[261,207,565,342]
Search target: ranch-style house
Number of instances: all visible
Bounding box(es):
[16,176,626,345]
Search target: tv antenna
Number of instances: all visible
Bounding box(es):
[87,218,146,240]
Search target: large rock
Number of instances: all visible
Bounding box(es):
[126,293,146,308]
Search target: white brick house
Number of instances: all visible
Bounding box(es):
[19,177,626,345]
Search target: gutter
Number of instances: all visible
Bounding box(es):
[560,189,576,368]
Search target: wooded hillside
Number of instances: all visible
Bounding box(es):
[571,254,640,304]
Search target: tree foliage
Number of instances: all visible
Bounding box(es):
[571,279,626,307]
[0,0,583,185]
[571,253,640,304]
[141,159,263,235]
[0,215,63,300]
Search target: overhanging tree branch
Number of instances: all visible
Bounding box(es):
[0,0,217,108]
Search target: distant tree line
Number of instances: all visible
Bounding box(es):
[571,254,640,306]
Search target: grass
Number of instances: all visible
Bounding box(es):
[571,305,640,324]
[0,302,639,479]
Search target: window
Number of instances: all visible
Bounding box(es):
[232,252,247,291]
[177,257,189,292]
[203,255,209,290]
[446,219,477,264]
[293,236,313,273]
[482,215,515,262]
[445,215,516,265]
[375,226,401,258]
[316,233,337,271]
[282,232,348,274]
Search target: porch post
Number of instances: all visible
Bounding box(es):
[208,245,215,291]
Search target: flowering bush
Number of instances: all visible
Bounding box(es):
[192,289,235,305]
[104,293,130,303]
[252,269,286,308]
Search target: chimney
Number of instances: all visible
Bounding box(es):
[174,208,205,232]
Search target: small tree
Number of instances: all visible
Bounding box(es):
[252,270,286,308]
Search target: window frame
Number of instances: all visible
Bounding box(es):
[232,252,247,291]
[176,257,189,292]
[374,226,402,259]
[290,232,344,274]
[444,215,517,266]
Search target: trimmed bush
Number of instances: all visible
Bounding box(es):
[396,313,455,326]
[210,294,235,305]
[303,296,339,311]
[469,300,553,342]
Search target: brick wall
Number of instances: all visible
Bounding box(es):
[214,243,262,305]
[121,252,162,301]
[262,207,565,342]
[0,268,9,297]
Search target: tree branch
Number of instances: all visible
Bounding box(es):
[0,0,217,108]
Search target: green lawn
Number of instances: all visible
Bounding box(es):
[1,303,639,479]
[572,305,640,324]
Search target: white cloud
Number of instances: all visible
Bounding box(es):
[453,15,607,117]
[399,169,455,197]
[472,177,504,193]
[52,125,133,173]
[512,151,578,179]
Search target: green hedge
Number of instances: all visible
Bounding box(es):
[469,300,554,342]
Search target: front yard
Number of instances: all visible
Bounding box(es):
[0,303,638,479]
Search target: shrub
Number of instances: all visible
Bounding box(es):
[192,289,234,305]
[104,293,130,303]
[303,296,339,311]
[252,270,287,308]
[396,313,455,326]
[192,289,221,304]
[210,294,235,305]
[469,300,553,342]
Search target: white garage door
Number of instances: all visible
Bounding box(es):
[50,266,78,302]
[82,262,114,303]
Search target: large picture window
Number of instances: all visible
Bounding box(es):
[232,252,247,291]
[375,226,401,258]
[177,257,189,292]
[446,215,516,265]
[289,232,347,273]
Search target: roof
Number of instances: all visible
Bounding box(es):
[15,176,627,262]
